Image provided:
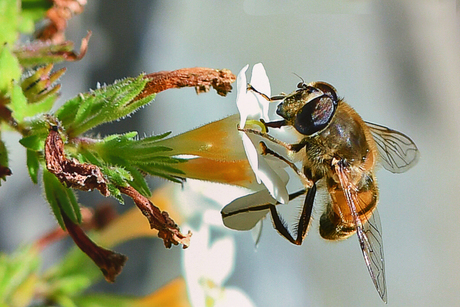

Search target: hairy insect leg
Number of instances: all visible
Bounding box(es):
[269,185,316,245]
[247,84,286,101]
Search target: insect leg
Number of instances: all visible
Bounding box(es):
[260,118,287,130]
[247,84,286,101]
[239,127,306,153]
[259,141,313,188]
[269,184,316,245]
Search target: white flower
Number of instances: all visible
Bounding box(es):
[236,63,289,204]
[182,213,256,307]
[155,180,255,307]
[236,64,271,127]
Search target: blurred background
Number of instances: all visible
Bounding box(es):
[1,0,459,306]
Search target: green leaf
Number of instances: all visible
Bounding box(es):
[0,140,8,168]
[0,46,21,95]
[0,140,10,184]
[0,0,42,50]
[0,246,40,307]
[137,164,185,183]
[95,165,133,204]
[94,131,173,163]
[106,184,124,204]
[19,134,44,151]
[49,275,92,299]
[21,0,52,26]
[9,83,27,123]
[101,166,132,187]
[43,170,66,229]
[0,0,20,45]
[66,186,82,224]
[82,131,186,186]
[26,149,39,184]
[73,92,97,125]
[55,75,156,137]
[43,170,81,229]
[21,65,64,105]
[125,166,151,198]
[18,115,50,149]
[74,294,134,307]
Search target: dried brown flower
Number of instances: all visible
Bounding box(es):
[61,209,127,283]
[37,0,87,44]
[135,67,236,102]
[45,127,109,196]
[119,186,191,249]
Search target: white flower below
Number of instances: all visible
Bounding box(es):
[182,214,256,307]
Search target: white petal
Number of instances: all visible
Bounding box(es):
[256,156,289,204]
[236,65,249,97]
[250,63,271,97]
[241,130,290,204]
[216,287,257,307]
[264,155,291,184]
[237,64,272,128]
[241,133,261,184]
[251,63,271,121]
[182,224,209,307]
[236,65,249,128]
[221,189,275,230]
[205,235,235,285]
[182,222,236,304]
[238,92,262,128]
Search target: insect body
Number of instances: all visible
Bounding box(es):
[221,81,419,302]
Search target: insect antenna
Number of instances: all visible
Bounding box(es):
[292,73,306,88]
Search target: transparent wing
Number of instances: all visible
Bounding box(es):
[365,121,419,173]
[334,160,387,303]
[360,208,387,302]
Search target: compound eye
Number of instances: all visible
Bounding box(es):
[294,96,336,135]
[311,82,338,102]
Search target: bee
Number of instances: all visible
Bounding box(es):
[221,81,419,302]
